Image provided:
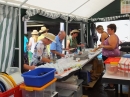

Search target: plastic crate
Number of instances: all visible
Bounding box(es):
[56,79,83,97]
[0,85,22,97]
[57,88,75,97]
[104,57,120,75]
[74,79,83,97]
[22,68,56,87]
[20,78,56,97]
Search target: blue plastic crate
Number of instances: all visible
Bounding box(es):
[22,68,56,87]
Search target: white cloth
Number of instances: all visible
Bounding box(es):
[29,37,37,53]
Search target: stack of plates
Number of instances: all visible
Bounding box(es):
[0,73,15,92]
[0,69,24,92]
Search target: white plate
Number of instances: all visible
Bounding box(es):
[1,75,14,88]
[0,75,12,90]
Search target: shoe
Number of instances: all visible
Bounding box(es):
[104,85,115,91]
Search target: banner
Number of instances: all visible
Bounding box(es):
[121,0,130,14]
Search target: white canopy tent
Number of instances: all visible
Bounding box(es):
[0,0,115,72]
[1,0,114,19]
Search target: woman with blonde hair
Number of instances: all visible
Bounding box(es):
[92,25,109,52]
[28,30,39,64]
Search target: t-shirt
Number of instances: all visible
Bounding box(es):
[67,35,77,48]
[38,34,50,55]
[31,40,48,66]
[29,37,37,53]
[24,36,28,53]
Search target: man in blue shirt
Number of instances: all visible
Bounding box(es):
[50,31,66,59]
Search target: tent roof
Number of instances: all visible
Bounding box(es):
[1,0,114,19]
[91,0,120,18]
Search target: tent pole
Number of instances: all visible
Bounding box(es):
[68,0,90,15]
[65,20,68,48]
[18,0,28,73]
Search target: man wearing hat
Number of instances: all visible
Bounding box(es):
[38,27,49,40]
[31,33,56,66]
[50,31,67,59]
[66,29,84,53]
[38,26,50,55]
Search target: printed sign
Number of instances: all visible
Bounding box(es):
[121,0,130,14]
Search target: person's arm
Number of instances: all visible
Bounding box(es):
[36,42,51,63]
[99,35,118,50]
[24,64,36,70]
[92,34,106,51]
[100,33,106,44]
[77,44,84,47]
[41,57,51,63]
[66,40,70,49]
[51,50,65,57]
[28,38,32,50]
[50,41,65,57]
[23,55,36,70]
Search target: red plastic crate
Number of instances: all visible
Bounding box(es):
[104,57,121,64]
[0,85,22,97]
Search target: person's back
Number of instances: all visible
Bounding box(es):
[24,36,28,53]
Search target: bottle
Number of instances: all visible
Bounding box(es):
[50,53,53,63]
[66,51,69,58]
[77,47,80,54]
[53,54,57,64]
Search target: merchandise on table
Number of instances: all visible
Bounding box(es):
[118,57,130,77]
[73,51,89,60]
[37,57,82,76]
[104,57,120,75]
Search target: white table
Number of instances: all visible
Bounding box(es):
[55,49,102,79]
[102,72,130,97]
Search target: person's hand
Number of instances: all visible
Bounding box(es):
[65,48,69,50]
[60,54,65,57]
[80,44,85,47]
[30,65,36,70]
[98,44,104,48]
[91,49,96,52]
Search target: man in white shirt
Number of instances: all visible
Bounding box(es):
[31,33,56,66]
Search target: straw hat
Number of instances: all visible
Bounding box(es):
[40,27,49,32]
[44,33,56,43]
[39,30,43,33]
[31,30,38,35]
[70,29,79,34]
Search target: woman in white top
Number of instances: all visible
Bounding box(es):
[28,30,39,64]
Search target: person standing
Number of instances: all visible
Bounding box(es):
[24,35,28,62]
[66,29,84,53]
[99,24,120,90]
[50,31,67,59]
[92,25,109,52]
[38,27,50,55]
[31,33,56,66]
[28,30,39,64]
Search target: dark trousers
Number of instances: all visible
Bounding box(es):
[102,55,108,67]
